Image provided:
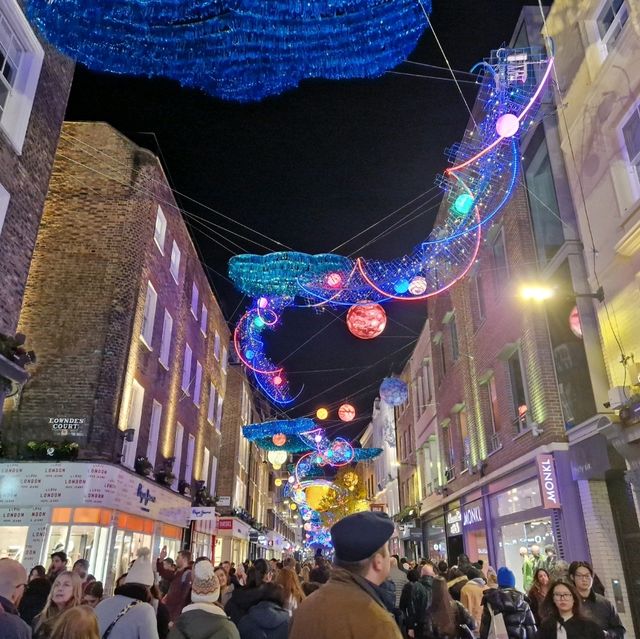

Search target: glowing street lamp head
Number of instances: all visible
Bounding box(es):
[520,284,555,302]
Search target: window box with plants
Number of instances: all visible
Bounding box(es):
[134,456,154,477]
[26,440,79,461]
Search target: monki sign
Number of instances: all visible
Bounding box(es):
[537,454,561,509]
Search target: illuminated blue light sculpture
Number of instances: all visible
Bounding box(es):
[379,377,409,406]
[25,0,430,102]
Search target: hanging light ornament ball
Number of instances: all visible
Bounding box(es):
[274,478,283,487]
[316,408,329,420]
[346,303,387,340]
[343,471,359,490]
[408,276,427,296]
[496,113,520,138]
[379,377,409,406]
[338,404,356,422]
[272,433,287,447]
[267,450,288,468]
[325,272,343,289]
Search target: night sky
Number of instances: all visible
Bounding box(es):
[65,1,534,441]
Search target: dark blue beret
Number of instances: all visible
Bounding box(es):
[330,511,395,562]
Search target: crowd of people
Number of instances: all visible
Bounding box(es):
[0,512,627,639]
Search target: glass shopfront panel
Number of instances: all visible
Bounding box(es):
[423,515,447,563]
[490,479,541,517]
[0,526,29,562]
[465,528,489,567]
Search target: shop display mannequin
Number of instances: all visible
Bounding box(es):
[543,545,556,573]
[520,546,534,591]
[530,545,545,572]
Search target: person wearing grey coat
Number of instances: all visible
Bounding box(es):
[95,589,159,639]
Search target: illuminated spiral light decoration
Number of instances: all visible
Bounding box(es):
[25,1,430,103]
[379,377,409,406]
[228,46,553,406]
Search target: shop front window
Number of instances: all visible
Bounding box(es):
[0,526,29,562]
[424,516,447,564]
[490,479,542,517]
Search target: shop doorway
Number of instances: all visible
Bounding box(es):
[447,535,464,565]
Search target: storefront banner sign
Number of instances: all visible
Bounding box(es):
[217,519,233,530]
[536,454,561,509]
[190,507,216,521]
[0,506,51,525]
[217,496,231,507]
[0,462,190,526]
[409,527,423,541]
[462,504,483,527]
[446,509,462,536]
[48,417,87,438]
[568,434,612,480]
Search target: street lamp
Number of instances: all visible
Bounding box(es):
[518,283,604,303]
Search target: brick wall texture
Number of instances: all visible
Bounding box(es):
[4,122,229,494]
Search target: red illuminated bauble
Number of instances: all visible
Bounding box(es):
[338,403,356,422]
[272,433,287,447]
[325,272,343,289]
[346,303,387,340]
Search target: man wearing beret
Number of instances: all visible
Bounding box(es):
[289,511,402,639]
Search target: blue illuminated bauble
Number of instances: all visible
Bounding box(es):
[254,316,265,328]
[496,113,520,138]
[379,377,409,406]
[452,193,475,217]
[394,279,410,294]
[245,349,255,360]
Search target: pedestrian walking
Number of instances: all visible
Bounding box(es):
[308,557,330,584]
[46,552,68,584]
[389,556,409,608]
[275,567,305,613]
[168,559,239,639]
[568,561,624,639]
[32,571,83,639]
[158,559,175,597]
[400,568,425,638]
[446,568,467,602]
[50,605,100,639]
[478,567,536,639]
[236,583,289,639]
[535,579,604,639]
[289,510,402,639]
[224,558,271,625]
[71,560,90,585]
[19,575,51,626]
[527,569,550,626]
[460,567,488,629]
[422,576,476,639]
[0,558,32,639]
[156,549,192,624]
[82,581,104,609]
[94,548,159,639]
[29,566,46,582]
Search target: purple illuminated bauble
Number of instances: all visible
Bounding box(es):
[496,113,520,138]
[258,297,268,309]
[379,377,409,406]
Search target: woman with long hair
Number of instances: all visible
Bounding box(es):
[275,568,305,613]
[224,558,272,625]
[300,564,311,584]
[423,576,475,639]
[30,566,47,582]
[32,571,83,639]
[527,568,550,625]
[536,580,603,639]
[82,581,104,608]
[50,605,100,639]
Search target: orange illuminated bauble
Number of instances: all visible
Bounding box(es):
[272,433,287,447]
[338,403,356,422]
[346,303,387,340]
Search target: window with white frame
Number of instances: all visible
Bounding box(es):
[202,446,210,483]
[221,346,228,373]
[172,423,184,489]
[159,310,173,368]
[215,395,224,429]
[122,380,144,469]
[622,104,640,185]
[200,303,208,335]
[170,241,181,282]
[185,434,195,484]
[191,282,199,318]
[450,316,459,361]
[507,348,530,433]
[0,183,9,236]
[193,361,203,406]
[422,359,433,404]
[0,5,44,154]
[492,228,509,288]
[596,0,628,53]
[181,344,192,393]
[213,331,221,360]
[154,206,166,252]
[140,282,157,348]
[210,455,218,493]
[146,400,162,467]
[207,383,217,424]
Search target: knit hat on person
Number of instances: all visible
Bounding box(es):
[125,548,154,586]
[191,559,220,604]
[497,567,516,589]
[330,511,395,562]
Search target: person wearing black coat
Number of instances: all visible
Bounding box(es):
[18,577,51,626]
[236,584,289,639]
[479,568,536,639]
[535,580,604,639]
[224,559,271,625]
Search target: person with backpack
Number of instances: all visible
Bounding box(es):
[94,548,159,639]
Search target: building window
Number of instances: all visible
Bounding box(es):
[184,434,195,484]
[507,349,529,433]
[488,376,501,434]
[172,423,184,489]
[214,331,221,360]
[450,316,459,361]
[492,228,509,289]
[473,272,486,324]
[417,375,424,416]
[193,361,203,406]
[181,344,192,393]
[200,304,208,335]
[170,241,181,282]
[0,183,9,236]
[215,395,224,429]
[622,104,640,186]
[202,446,210,483]
[446,424,455,470]
[439,340,447,380]
[140,282,157,348]
[221,346,228,374]
[422,360,433,404]
[146,400,162,467]
[191,282,199,318]
[159,310,173,368]
[154,206,166,253]
[597,0,628,53]
[209,456,218,493]
[122,380,144,469]
[207,383,217,424]
[0,6,44,154]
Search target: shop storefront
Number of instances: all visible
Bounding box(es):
[216,517,250,565]
[461,498,488,568]
[445,502,464,564]
[192,514,217,560]
[422,510,447,564]
[0,462,191,591]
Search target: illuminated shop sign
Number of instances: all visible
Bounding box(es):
[462,504,483,527]
[537,454,561,509]
[446,509,462,535]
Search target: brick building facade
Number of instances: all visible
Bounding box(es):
[0,0,74,392]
